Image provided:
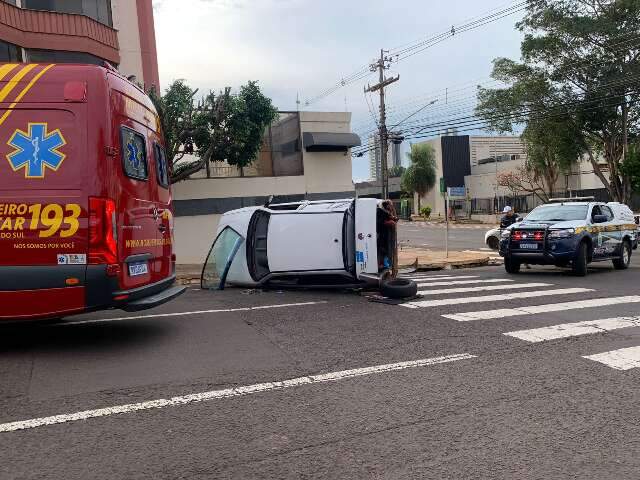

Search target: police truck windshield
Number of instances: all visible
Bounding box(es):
[525,204,589,222]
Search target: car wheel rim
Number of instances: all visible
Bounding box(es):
[624,245,630,264]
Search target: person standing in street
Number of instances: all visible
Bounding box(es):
[500,205,531,269]
[500,206,518,228]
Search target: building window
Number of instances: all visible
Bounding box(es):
[0,40,22,62]
[23,0,113,27]
[25,49,106,65]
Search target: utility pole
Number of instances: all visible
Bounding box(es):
[365,49,399,199]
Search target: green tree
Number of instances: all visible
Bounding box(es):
[194,81,277,177]
[149,80,199,183]
[476,59,583,198]
[150,80,277,182]
[388,165,406,178]
[401,143,437,211]
[477,0,640,203]
[621,142,640,193]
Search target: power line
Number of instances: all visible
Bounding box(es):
[351,87,640,157]
[350,72,640,155]
[354,36,640,139]
[305,0,531,107]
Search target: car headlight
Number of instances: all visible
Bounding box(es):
[548,228,575,239]
[501,229,511,239]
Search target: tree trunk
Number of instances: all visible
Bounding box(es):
[621,100,631,204]
[584,142,617,200]
[239,165,245,177]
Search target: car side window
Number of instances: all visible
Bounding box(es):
[120,126,149,181]
[121,126,148,180]
[590,205,602,222]
[154,143,169,188]
[602,206,614,221]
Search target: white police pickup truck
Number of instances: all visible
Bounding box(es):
[499,198,637,276]
[200,198,417,298]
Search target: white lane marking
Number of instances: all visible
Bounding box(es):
[59,302,329,326]
[505,316,640,343]
[583,346,640,370]
[415,279,513,287]
[0,353,476,433]
[404,288,591,309]
[418,282,552,296]
[401,275,479,281]
[444,295,640,322]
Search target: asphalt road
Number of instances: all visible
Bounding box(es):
[398,221,491,251]
[3,262,640,479]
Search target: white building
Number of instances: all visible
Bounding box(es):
[368,133,402,180]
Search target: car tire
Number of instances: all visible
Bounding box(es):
[487,236,499,250]
[572,241,588,276]
[504,256,520,274]
[613,240,631,270]
[380,278,418,299]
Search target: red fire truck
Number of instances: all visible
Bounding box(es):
[0,63,185,321]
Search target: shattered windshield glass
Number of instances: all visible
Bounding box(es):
[202,227,244,290]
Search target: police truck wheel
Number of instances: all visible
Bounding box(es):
[504,257,520,274]
[613,240,631,270]
[572,242,588,276]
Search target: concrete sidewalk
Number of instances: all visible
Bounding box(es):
[175,248,489,284]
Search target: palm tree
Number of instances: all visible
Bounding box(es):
[401,143,437,211]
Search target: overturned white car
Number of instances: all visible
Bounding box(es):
[201,198,417,298]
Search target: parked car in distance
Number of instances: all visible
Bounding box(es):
[201,198,417,298]
[485,227,501,250]
[608,202,638,249]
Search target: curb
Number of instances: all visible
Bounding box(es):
[398,256,490,271]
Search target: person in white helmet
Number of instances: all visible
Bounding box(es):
[500,205,518,229]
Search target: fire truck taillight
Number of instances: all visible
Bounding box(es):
[88,197,118,266]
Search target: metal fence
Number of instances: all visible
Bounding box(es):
[468,188,640,215]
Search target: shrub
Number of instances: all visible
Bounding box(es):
[420,206,432,218]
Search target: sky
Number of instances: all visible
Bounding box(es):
[152,0,526,181]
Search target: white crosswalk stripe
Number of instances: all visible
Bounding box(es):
[415,278,513,287]
[403,288,591,309]
[418,282,552,296]
[583,346,640,370]
[443,295,640,321]
[401,275,480,280]
[504,316,640,343]
[400,275,479,281]
[394,269,640,371]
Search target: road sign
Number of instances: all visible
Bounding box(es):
[447,186,466,198]
[439,177,445,193]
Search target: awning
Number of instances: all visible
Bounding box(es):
[302,132,361,152]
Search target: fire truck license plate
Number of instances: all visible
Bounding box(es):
[129,262,149,276]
